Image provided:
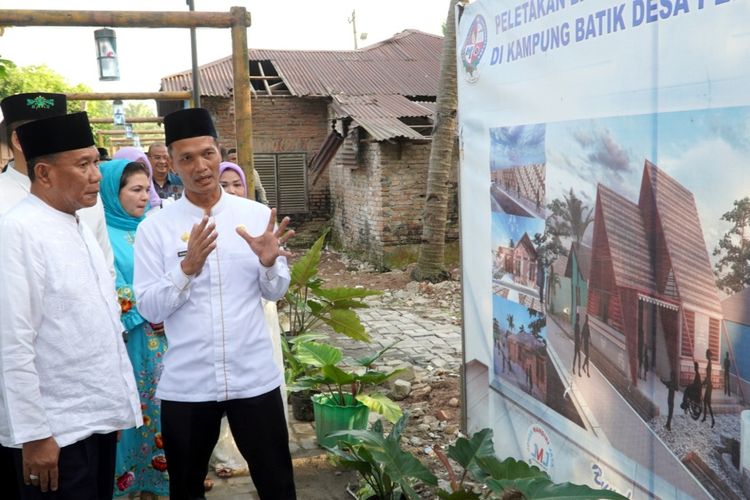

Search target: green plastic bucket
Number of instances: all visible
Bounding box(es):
[312,392,370,448]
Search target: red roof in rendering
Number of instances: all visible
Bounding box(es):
[639,161,722,314]
[592,161,722,315]
[596,184,657,293]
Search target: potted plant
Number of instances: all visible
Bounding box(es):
[291,340,404,448]
[281,231,383,420]
[325,415,437,500]
[281,332,328,421]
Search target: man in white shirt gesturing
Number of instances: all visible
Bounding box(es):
[133,108,297,500]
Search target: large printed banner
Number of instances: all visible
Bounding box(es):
[456,0,750,498]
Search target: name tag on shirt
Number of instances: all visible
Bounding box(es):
[177,250,188,258]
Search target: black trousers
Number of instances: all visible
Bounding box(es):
[1,444,20,500]
[12,432,117,500]
[161,387,296,500]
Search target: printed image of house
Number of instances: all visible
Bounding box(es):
[547,253,571,317]
[564,242,592,330]
[507,331,548,399]
[490,164,545,218]
[721,289,750,400]
[587,161,723,386]
[495,232,538,288]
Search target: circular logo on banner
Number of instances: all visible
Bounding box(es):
[525,424,554,473]
[461,15,487,83]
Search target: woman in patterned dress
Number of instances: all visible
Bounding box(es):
[100,159,168,499]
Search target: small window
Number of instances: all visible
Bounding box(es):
[253,153,308,214]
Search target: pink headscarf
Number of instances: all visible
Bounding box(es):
[112,147,162,209]
[219,161,247,196]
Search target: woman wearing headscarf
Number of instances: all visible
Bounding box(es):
[113,146,163,210]
[208,162,285,479]
[99,159,169,499]
[220,159,268,205]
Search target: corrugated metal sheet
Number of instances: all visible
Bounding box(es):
[161,56,235,97]
[161,30,442,98]
[330,94,432,120]
[330,94,431,141]
[353,117,425,141]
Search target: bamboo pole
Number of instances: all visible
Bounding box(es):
[0,10,250,29]
[67,92,190,101]
[231,6,254,200]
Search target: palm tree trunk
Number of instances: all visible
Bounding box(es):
[412,0,459,282]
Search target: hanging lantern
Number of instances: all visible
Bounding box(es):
[113,100,125,126]
[95,28,120,81]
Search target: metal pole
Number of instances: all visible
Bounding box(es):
[187,0,200,107]
[348,10,358,49]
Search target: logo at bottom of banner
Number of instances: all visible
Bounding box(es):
[525,423,554,473]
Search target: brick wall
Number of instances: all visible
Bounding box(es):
[330,141,385,263]
[330,136,459,268]
[204,96,331,219]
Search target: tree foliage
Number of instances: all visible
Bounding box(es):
[0,64,161,150]
[0,55,15,79]
[546,188,594,246]
[714,197,750,293]
[0,64,109,118]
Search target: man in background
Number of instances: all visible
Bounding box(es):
[147,142,183,200]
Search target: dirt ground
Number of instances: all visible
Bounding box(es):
[292,249,463,499]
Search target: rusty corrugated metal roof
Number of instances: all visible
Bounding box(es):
[161,30,442,98]
[331,94,432,119]
[162,56,235,97]
[330,95,432,141]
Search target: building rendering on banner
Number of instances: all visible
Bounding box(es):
[564,242,592,330]
[507,330,548,399]
[494,232,538,288]
[490,164,545,218]
[721,289,750,399]
[587,161,723,387]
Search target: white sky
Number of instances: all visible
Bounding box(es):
[0,0,449,95]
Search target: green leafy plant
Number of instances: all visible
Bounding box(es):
[326,415,438,500]
[291,340,404,423]
[284,231,382,342]
[435,428,628,499]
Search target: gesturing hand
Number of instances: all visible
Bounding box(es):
[180,215,218,276]
[236,208,295,267]
[23,436,60,492]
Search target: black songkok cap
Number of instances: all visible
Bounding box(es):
[164,108,217,146]
[16,112,95,161]
[0,93,67,127]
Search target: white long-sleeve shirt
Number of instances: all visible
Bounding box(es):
[0,162,115,278]
[133,191,288,402]
[0,195,142,448]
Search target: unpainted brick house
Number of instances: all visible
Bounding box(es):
[159,30,458,268]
